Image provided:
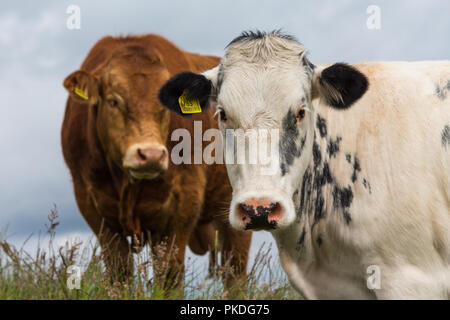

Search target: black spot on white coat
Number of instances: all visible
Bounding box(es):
[332,185,353,224]
[316,115,327,138]
[362,178,372,194]
[299,167,313,217]
[442,125,450,149]
[435,80,450,100]
[280,109,306,175]
[351,156,361,182]
[345,153,352,163]
[312,140,321,168]
[297,130,360,232]
[327,136,342,158]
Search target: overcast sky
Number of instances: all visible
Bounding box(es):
[0,0,449,264]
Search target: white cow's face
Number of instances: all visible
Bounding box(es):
[212,39,316,231]
[158,31,369,232]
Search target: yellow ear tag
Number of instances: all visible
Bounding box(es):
[74,86,89,100]
[178,90,202,114]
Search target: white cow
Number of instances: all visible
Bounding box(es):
[159,31,450,299]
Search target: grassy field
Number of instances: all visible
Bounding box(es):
[0,208,301,300]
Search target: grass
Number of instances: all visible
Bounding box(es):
[0,207,301,300]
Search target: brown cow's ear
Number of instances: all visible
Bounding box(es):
[63,70,100,105]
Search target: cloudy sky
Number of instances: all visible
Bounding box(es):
[1,0,449,265]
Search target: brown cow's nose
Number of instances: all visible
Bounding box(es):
[123,144,169,179]
[136,147,167,167]
[237,198,282,230]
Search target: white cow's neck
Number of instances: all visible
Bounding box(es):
[273,108,359,298]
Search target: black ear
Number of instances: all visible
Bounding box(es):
[317,63,369,109]
[158,72,212,116]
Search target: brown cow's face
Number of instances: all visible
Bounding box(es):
[64,45,172,180]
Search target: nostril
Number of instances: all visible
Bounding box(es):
[137,148,147,161]
[239,203,254,215]
[266,203,282,225]
[255,203,280,217]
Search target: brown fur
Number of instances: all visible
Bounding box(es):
[61,34,251,287]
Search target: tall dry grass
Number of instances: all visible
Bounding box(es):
[0,206,300,300]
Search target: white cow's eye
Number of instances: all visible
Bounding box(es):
[218,107,227,122]
[296,105,306,123]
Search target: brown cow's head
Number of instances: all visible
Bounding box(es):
[64,44,172,180]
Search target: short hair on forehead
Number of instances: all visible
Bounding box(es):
[222,29,307,66]
[226,29,299,48]
[217,30,310,93]
[110,43,163,68]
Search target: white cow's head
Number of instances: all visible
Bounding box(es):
[159,31,368,231]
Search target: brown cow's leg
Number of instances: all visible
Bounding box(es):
[97,226,133,282]
[215,220,252,289]
[150,232,188,292]
[72,177,133,282]
[167,235,187,290]
[188,222,215,255]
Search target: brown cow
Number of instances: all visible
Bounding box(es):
[61,34,251,288]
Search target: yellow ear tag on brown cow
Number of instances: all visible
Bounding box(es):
[74,85,89,100]
[178,90,202,114]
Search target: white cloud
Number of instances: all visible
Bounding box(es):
[0,8,64,67]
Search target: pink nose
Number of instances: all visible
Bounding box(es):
[136,147,167,169]
[237,198,282,230]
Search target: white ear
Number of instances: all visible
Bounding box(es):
[202,65,220,87]
[201,65,220,102]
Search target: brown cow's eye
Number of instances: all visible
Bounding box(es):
[108,98,119,108]
[296,106,306,123]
